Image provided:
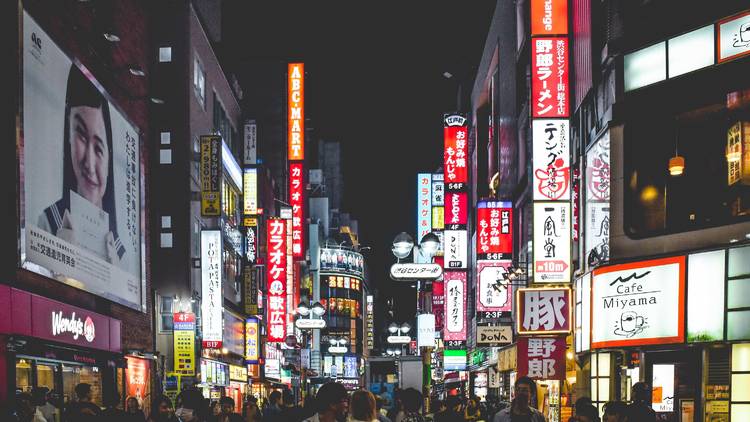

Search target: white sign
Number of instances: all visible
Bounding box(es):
[51,311,95,343]
[295,318,326,329]
[585,133,610,269]
[431,174,444,206]
[652,364,675,412]
[585,202,610,266]
[444,273,466,340]
[265,359,280,379]
[591,256,685,349]
[243,169,258,215]
[244,120,257,165]
[329,346,348,354]
[718,11,750,63]
[417,314,436,347]
[390,263,443,280]
[533,120,570,201]
[201,230,223,348]
[488,366,500,388]
[476,260,512,312]
[444,230,468,269]
[533,202,571,283]
[476,325,513,346]
[387,336,411,344]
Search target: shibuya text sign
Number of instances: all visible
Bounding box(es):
[390,263,443,280]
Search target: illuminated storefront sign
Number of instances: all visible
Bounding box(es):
[517,288,572,335]
[200,135,221,216]
[432,207,444,230]
[444,114,468,184]
[533,202,571,283]
[585,132,611,268]
[476,201,513,260]
[319,248,364,278]
[431,173,444,205]
[245,317,259,363]
[417,173,432,240]
[266,219,287,342]
[445,191,468,227]
[531,37,569,118]
[531,0,568,36]
[201,230,223,348]
[243,168,258,215]
[444,349,467,371]
[367,295,374,350]
[533,120,570,200]
[229,365,248,382]
[476,325,513,347]
[290,162,304,258]
[718,11,750,63]
[324,275,362,290]
[173,312,196,375]
[444,271,467,341]
[417,313,436,347]
[288,63,304,160]
[591,256,685,348]
[444,230,467,269]
[432,280,444,333]
[200,359,229,386]
[476,260,513,313]
[517,337,566,380]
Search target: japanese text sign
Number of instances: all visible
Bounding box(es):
[417,173,432,240]
[444,114,468,184]
[591,256,685,348]
[201,231,223,348]
[266,219,287,342]
[288,63,304,160]
[518,337,566,380]
[517,288,572,335]
[718,10,750,63]
[531,0,568,36]
[533,120,570,200]
[476,201,513,259]
[245,317,260,363]
[586,132,611,201]
[431,173,444,206]
[243,168,258,215]
[432,280,445,333]
[476,325,513,347]
[585,132,611,267]
[444,230,468,269]
[173,313,195,375]
[476,260,513,312]
[444,271,467,341]
[532,38,569,118]
[533,202,571,283]
[289,162,304,258]
[200,136,221,216]
[445,191,468,228]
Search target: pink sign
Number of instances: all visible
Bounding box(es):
[443,271,467,341]
[517,336,566,380]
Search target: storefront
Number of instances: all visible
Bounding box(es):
[227,364,248,413]
[0,286,123,409]
[199,358,229,400]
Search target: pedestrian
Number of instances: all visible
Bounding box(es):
[125,396,147,422]
[626,383,655,422]
[101,394,128,422]
[375,396,391,422]
[349,390,378,422]
[12,393,37,422]
[573,404,599,422]
[243,396,262,422]
[302,381,349,422]
[399,388,424,422]
[216,397,243,422]
[602,402,629,422]
[567,397,593,422]
[32,387,57,422]
[147,396,178,422]
[492,377,546,422]
[433,396,461,422]
[280,390,304,421]
[63,383,102,422]
[174,387,204,422]
[262,391,283,422]
[464,397,481,421]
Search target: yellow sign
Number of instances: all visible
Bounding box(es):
[200,135,221,216]
[243,169,258,215]
[498,345,517,372]
[244,217,258,227]
[432,206,445,230]
[173,313,196,376]
[229,365,248,382]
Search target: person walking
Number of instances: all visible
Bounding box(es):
[464,397,481,422]
[602,402,629,422]
[398,389,425,422]
[215,397,243,422]
[626,383,655,422]
[125,397,147,422]
[492,377,546,422]
[243,396,262,422]
[433,396,462,422]
[147,396,178,422]
[573,404,599,422]
[174,388,204,422]
[348,390,378,422]
[262,391,283,422]
[32,388,57,422]
[63,383,101,422]
[302,382,349,422]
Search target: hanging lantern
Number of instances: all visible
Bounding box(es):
[669,155,685,176]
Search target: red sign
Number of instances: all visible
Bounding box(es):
[288,63,304,160]
[516,288,572,335]
[476,201,512,259]
[126,356,151,412]
[531,0,568,36]
[517,337,566,380]
[432,280,444,333]
[444,115,468,184]
[532,37,569,118]
[266,219,287,342]
[289,162,304,258]
[445,192,468,227]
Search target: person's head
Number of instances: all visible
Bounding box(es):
[445,396,461,412]
[315,382,349,419]
[269,390,282,406]
[219,396,235,415]
[15,392,35,421]
[631,382,651,404]
[31,387,48,406]
[401,388,422,414]
[126,396,140,413]
[576,404,600,422]
[210,400,221,415]
[603,401,629,422]
[175,388,204,422]
[63,64,115,213]
[513,377,536,408]
[74,383,93,402]
[349,390,376,421]
[152,396,174,419]
[282,390,294,408]
[574,397,593,415]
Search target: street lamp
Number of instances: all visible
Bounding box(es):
[391,232,414,260]
[328,337,348,354]
[295,300,327,329]
[419,232,440,258]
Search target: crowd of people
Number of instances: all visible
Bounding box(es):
[4,378,658,422]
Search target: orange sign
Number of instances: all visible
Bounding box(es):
[126,356,151,412]
[531,0,568,36]
[288,63,304,160]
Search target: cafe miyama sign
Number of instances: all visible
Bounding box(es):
[591,256,685,348]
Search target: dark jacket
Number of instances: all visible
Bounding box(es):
[433,410,464,422]
[63,401,102,422]
[627,402,656,422]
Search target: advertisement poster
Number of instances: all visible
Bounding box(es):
[476,201,513,260]
[476,260,513,313]
[533,202,571,283]
[517,337,566,380]
[173,312,196,376]
[200,135,221,216]
[319,248,365,278]
[444,271,467,341]
[533,120,570,200]
[21,11,144,311]
[517,288,571,335]
[591,256,685,348]
[201,230,223,348]
[532,37,569,118]
[126,356,151,413]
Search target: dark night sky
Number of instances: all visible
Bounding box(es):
[222,1,495,342]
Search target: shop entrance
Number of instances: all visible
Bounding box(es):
[645,349,701,422]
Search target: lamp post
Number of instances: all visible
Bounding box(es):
[295,300,326,398]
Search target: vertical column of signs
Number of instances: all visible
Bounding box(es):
[287,63,305,340]
[417,173,433,253]
[266,219,287,342]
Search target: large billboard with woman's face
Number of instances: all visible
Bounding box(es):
[20,11,144,311]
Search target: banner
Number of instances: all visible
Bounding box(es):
[200,135,221,216]
[533,202,571,283]
[21,11,144,310]
[266,219,287,342]
[288,63,304,160]
[444,271,467,342]
[517,337,566,380]
[173,312,196,376]
[201,231,223,348]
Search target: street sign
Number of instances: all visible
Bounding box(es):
[329,346,347,354]
[390,263,443,281]
[296,319,326,329]
[387,335,412,344]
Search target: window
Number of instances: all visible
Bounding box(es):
[160,132,171,145]
[213,93,235,154]
[160,233,173,248]
[161,216,172,229]
[159,149,172,164]
[193,56,206,107]
[159,47,172,63]
[159,296,174,331]
[732,344,750,420]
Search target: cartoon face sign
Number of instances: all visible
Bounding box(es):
[83,316,96,342]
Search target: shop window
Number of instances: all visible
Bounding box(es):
[590,352,612,414]
[160,296,174,332]
[687,250,726,342]
[728,246,750,277]
[732,344,750,419]
[728,312,750,341]
[16,358,32,393]
[62,364,102,406]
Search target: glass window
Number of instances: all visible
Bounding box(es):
[688,250,726,342]
[158,47,172,63]
[733,344,750,372]
[16,359,32,393]
[729,246,750,278]
[36,363,56,391]
[729,278,750,309]
[728,311,750,341]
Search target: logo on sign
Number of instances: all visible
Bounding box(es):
[51,311,95,343]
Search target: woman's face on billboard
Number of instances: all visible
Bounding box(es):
[69,105,109,207]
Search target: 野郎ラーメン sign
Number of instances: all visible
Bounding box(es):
[444,114,468,184]
[266,219,287,342]
[517,337,566,380]
[591,256,685,349]
[533,120,570,201]
[532,37,569,118]
[444,271,467,341]
[533,202,571,283]
[476,260,512,313]
[417,174,432,241]
[289,162,304,258]
[517,288,571,335]
[718,10,750,63]
[476,201,513,259]
[288,63,304,160]
[531,0,568,36]
[201,230,222,349]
